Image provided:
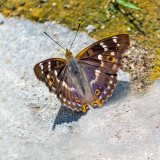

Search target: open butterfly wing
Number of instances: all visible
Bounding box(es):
[80,63,118,105]
[76,34,129,105]
[76,34,129,74]
[34,58,88,112]
[34,58,67,95]
[57,71,89,112]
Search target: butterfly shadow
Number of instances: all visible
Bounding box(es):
[52,106,87,130]
[52,80,130,130]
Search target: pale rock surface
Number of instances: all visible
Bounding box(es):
[0,14,160,159]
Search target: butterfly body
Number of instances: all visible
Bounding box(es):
[64,52,96,112]
[34,34,130,112]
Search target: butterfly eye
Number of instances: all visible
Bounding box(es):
[75,97,80,102]
[49,76,54,85]
[95,89,100,96]
[106,56,115,62]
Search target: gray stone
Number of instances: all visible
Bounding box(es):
[86,25,95,33]
[0,14,160,159]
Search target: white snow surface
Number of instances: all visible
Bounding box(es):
[0,14,160,159]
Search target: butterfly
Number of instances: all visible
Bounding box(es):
[34,34,129,112]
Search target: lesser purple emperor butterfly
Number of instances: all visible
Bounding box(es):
[34,33,129,112]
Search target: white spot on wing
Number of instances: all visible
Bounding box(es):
[47,74,50,79]
[91,70,101,85]
[111,89,114,93]
[91,79,96,85]
[57,78,60,83]
[98,54,103,60]
[101,61,105,67]
[109,80,113,84]
[112,36,117,43]
[62,81,69,89]
[113,39,117,43]
[90,80,94,85]
[39,63,44,74]
[100,42,108,51]
[95,69,100,74]
[111,52,115,56]
[64,83,68,89]
[52,86,56,91]
[62,81,65,86]
[39,63,43,68]
[48,61,51,71]
[54,70,58,76]
[113,64,117,69]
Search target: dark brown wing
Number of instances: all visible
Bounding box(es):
[80,63,118,105]
[34,58,88,112]
[76,34,129,105]
[76,34,129,74]
[34,58,67,95]
[56,71,89,112]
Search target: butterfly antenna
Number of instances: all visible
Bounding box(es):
[69,21,81,51]
[43,30,66,50]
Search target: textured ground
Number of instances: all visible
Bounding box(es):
[0,14,160,159]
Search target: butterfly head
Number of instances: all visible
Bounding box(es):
[65,49,73,59]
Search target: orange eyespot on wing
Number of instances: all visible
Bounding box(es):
[106,56,115,62]
[95,89,100,96]
[49,76,54,85]
[75,97,80,102]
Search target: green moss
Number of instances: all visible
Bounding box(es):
[0,0,159,92]
[150,55,160,81]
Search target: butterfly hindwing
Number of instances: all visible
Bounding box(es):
[56,70,89,112]
[80,63,117,105]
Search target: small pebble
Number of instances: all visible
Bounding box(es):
[0,21,4,25]
[52,2,56,6]
[86,25,95,33]
[37,4,41,8]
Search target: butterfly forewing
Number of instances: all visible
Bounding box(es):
[76,34,129,74]
[34,58,67,94]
